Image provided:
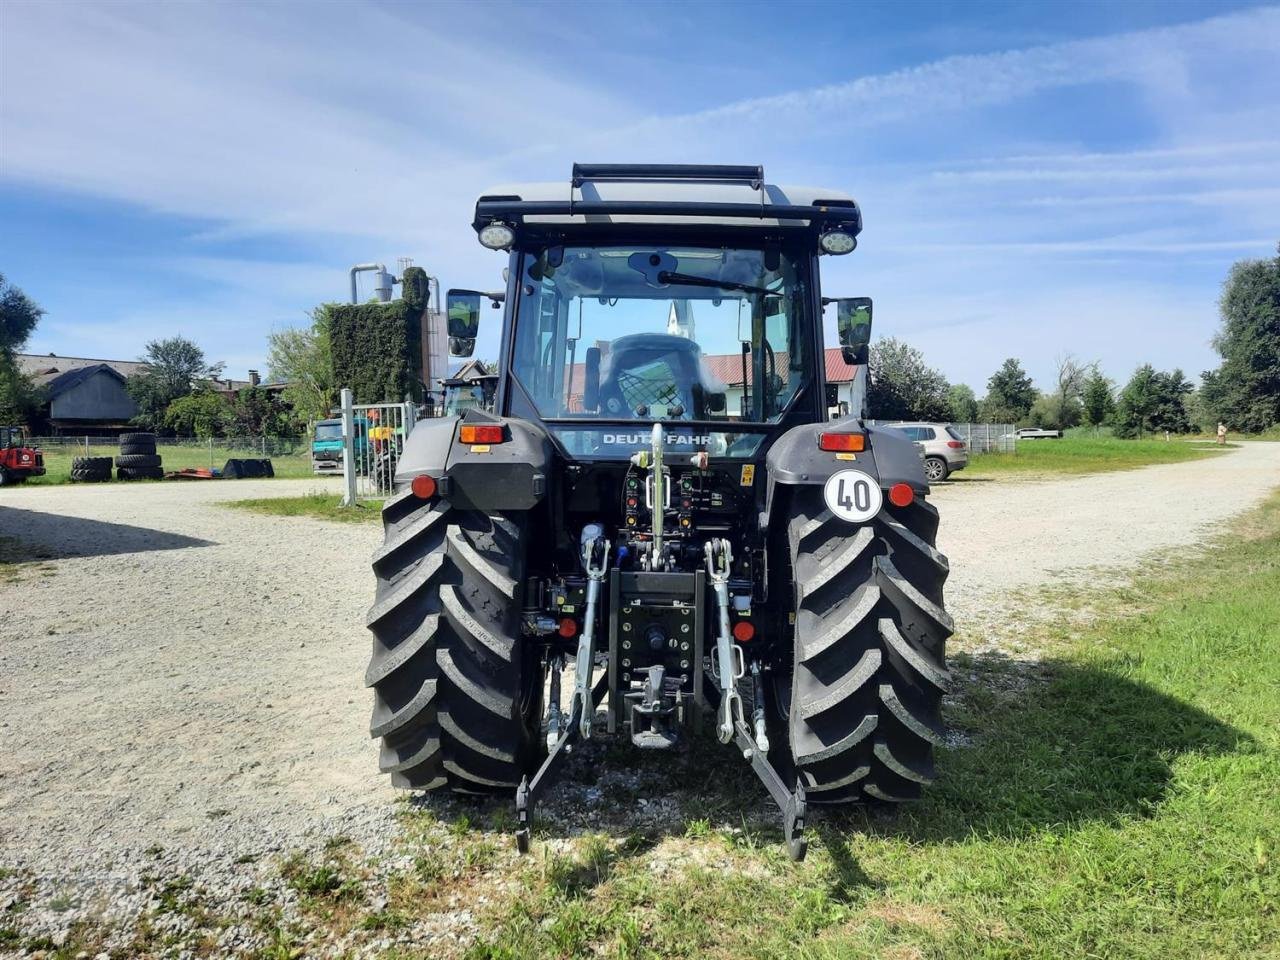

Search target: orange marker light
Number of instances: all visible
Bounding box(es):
[818,432,866,452]
[888,482,914,507]
[459,424,504,445]
[411,474,437,500]
[733,621,755,642]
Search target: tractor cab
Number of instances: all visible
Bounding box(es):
[0,425,45,485]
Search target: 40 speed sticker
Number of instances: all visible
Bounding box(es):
[823,469,883,523]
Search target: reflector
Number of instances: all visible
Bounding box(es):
[888,482,914,507]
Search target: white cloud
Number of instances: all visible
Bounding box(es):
[4,2,1278,381]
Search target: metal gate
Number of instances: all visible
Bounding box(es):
[339,388,417,504]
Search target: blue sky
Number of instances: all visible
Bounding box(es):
[2,0,1278,392]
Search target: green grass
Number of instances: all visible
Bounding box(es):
[964,433,1223,478]
[23,441,313,485]
[222,493,382,523]
[459,495,1280,959]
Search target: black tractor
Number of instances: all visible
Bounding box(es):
[365,164,951,859]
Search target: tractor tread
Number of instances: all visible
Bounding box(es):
[370,679,437,739]
[795,649,880,720]
[781,486,952,802]
[365,614,440,687]
[365,496,541,796]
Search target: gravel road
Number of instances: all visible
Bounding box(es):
[2,443,1278,953]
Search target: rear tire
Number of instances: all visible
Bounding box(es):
[923,456,949,483]
[365,488,543,793]
[781,486,952,803]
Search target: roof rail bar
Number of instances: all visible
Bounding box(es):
[571,163,764,189]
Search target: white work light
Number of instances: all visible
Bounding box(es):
[478,222,516,250]
[819,230,857,255]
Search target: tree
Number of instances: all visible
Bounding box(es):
[1113,364,1193,438]
[0,273,45,426]
[1081,370,1115,433]
[127,336,224,430]
[866,338,951,421]
[1199,244,1280,432]
[225,386,302,439]
[163,389,230,439]
[267,309,335,425]
[1,273,43,358]
[1044,354,1088,429]
[946,383,979,422]
[982,358,1037,423]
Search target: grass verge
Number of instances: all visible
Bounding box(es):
[222,493,383,523]
[964,433,1223,478]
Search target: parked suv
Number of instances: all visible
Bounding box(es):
[887,422,968,481]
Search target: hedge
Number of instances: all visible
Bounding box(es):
[326,284,425,404]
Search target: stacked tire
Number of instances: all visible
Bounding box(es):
[116,432,163,481]
[70,457,113,483]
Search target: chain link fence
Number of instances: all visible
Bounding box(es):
[27,435,314,477]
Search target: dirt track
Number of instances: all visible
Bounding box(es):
[1,444,1278,950]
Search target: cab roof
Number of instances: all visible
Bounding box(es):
[472,164,861,242]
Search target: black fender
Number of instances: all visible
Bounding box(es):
[395,411,553,512]
[762,418,927,527]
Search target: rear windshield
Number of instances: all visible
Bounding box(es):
[945,426,964,441]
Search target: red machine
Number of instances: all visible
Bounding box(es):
[0,426,45,485]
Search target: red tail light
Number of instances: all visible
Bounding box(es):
[558,618,578,638]
[733,621,756,642]
[947,440,965,449]
[819,432,866,452]
[459,424,505,445]
[411,474,437,499]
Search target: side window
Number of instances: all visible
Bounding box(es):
[920,427,938,440]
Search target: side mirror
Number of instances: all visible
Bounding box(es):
[824,383,839,407]
[583,347,601,412]
[447,289,482,357]
[836,297,872,365]
[706,391,726,414]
